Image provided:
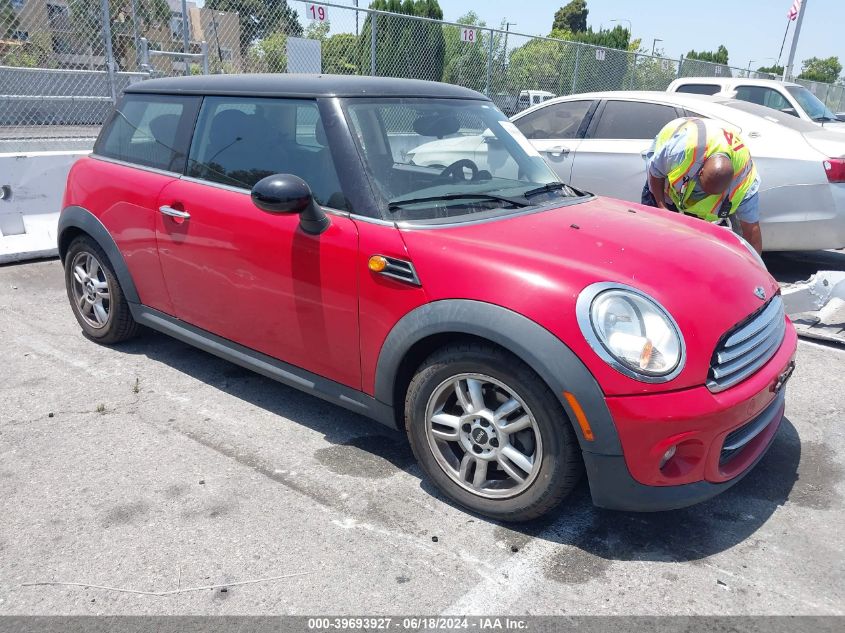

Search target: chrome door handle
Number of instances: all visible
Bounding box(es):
[546,146,570,158]
[159,205,190,219]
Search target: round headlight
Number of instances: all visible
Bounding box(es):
[576,283,685,382]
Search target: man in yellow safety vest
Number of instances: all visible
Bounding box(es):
[642,117,762,253]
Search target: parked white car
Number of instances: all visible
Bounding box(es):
[667,77,845,132]
[406,91,845,251]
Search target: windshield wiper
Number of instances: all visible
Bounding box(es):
[522,182,572,199]
[813,116,837,122]
[388,192,528,212]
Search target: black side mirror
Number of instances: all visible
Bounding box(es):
[251,174,330,235]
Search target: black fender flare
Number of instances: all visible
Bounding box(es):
[57,205,140,304]
[374,299,622,455]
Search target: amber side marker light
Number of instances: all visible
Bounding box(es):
[563,391,594,441]
[368,255,388,272]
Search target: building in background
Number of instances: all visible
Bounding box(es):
[2,0,240,72]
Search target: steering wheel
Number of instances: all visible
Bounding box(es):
[440,159,479,182]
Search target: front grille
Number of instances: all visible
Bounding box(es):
[707,296,785,393]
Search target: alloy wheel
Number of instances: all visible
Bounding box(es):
[424,373,543,499]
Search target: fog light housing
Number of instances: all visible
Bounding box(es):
[659,445,677,469]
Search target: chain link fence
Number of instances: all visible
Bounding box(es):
[3,0,845,152]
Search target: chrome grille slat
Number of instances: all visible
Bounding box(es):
[712,319,785,379]
[716,315,784,364]
[708,296,786,393]
[723,297,783,347]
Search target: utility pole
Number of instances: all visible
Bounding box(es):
[783,0,808,81]
[503,21,516,69]
[651,38,662,56]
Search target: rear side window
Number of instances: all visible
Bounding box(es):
[675,83,720,96]
[187,96,347,210]
[734,85,791,111]
[590,101,678,139]
[514,100,593,139]
[94,94,198,172]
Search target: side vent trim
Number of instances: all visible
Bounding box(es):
[378,256,421,287]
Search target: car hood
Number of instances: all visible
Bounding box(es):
[400,196,780,395]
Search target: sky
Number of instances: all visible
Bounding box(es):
[290,0,844,75]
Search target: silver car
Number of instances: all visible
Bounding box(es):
[407,91,845,251]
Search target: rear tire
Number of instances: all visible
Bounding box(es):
[64,235,140,344]
[405,343,582,521]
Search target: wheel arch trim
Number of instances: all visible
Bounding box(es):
[374,299,622,455]
[58,205,140,304]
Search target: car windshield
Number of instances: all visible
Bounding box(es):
[342,98,578,222]
[786,85,839,122]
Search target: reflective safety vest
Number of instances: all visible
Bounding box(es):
[653,117,758,222]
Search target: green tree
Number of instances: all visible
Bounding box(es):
[358,0,445,81]
[247,30,288,72]
[686,45,729,64]
[1,0,20,39]
[441,11,497,92]
[207,0,302,58]
[683,45,731,78]
[757,64,784,77]
[552,0,588,34]
[798,56,842,83]
[323,33,358,75]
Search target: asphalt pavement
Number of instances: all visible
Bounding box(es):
[0,256,843,616]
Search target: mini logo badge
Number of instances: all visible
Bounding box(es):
[754,286,766,300]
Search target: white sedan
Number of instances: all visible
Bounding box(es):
[407,91,845,252]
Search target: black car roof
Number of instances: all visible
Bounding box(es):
[125,73,489,100]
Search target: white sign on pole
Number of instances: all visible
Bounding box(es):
[595,49,606,61]
[460,28,477,43]
[305,3,327,22]
[287,37,321,73]
[661,59,669,71]
[715,65,722,75]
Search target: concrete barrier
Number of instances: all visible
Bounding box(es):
[0,150,89,264]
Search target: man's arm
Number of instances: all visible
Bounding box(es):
[647,173,668,209]
[736,191,763,254]
[740,221,763,255]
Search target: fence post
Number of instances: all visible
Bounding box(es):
[129,0,141,70]
[485,29,493,96]
[571,45,581,94]
[677,55,683,78]
[181,0,191,76]
[629,53,637,89]
[370,13,377,76]
[99,0,117,103]
[139,37,150,74]
[201,41,209,75]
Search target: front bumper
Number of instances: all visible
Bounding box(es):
[585,389,785,511]
[584,319,797,512]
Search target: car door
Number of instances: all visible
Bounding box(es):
[154,96,362,389]
[512,99,596,183]
[91,93,200,316]
[569,99,682,201]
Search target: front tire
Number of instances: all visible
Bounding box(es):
[64,236,140,344]
[405,343,582,521]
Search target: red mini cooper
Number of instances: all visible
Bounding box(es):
[60,75,797,521]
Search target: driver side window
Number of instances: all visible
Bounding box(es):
[187,97,348,210]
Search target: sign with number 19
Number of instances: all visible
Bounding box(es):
[306,3,327,22]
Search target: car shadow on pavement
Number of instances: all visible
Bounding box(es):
[114,329,802,564]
